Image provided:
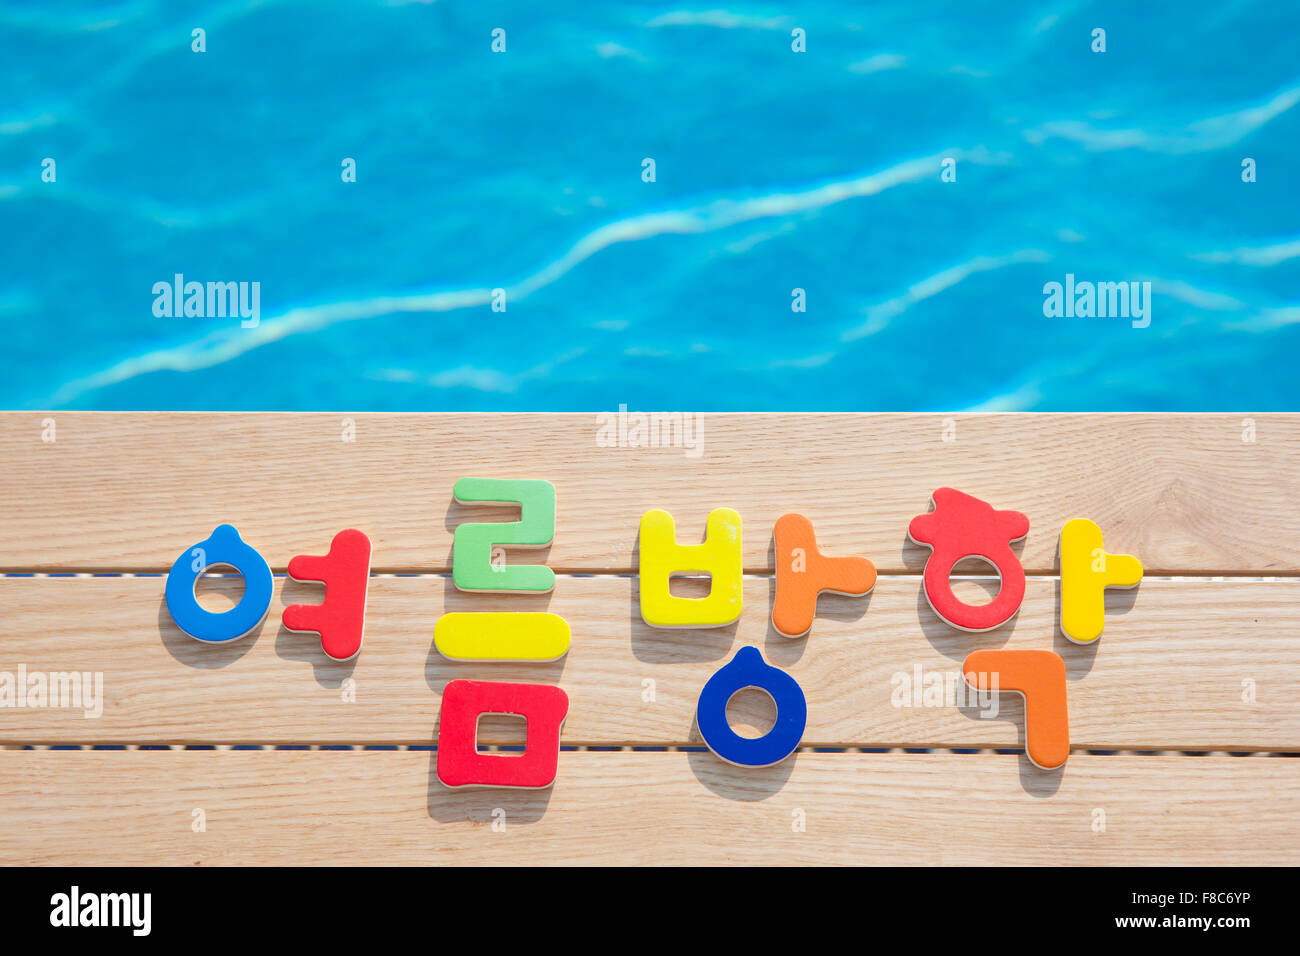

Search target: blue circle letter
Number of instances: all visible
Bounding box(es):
[696,646,807,767]
[165,524,272,643]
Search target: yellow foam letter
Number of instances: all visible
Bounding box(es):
[434,612,571,662]
[1059,518,1142,643]
[639,508,742,628]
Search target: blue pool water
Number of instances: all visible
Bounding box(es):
[2,1,1298,411]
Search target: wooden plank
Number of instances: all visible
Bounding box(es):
[2,412,1296,574]
[0,750,1293,865]
[0,575,1294,750]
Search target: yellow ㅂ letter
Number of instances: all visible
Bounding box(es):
[639,508,742,628]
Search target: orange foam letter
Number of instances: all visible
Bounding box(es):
[963,649,1069,770]
[772,513,876,638]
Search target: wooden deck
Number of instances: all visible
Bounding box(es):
[0,412,1296,864]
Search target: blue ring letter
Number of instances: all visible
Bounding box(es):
[696,646,807,767]
[165,524,273,643]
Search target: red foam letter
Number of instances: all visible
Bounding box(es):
[436,680,569,789]
[282,529,372,661]
[908,488,1029,631]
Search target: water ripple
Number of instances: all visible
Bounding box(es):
[45,149,1000,405]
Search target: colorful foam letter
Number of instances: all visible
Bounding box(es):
[282,529,373,662]
[436,680,569,789]
[165,524,273,643]
[1058,518,1143,644]
[772,513,876,637]
[696,646,807,767]
[908,488,1029,631]
[963,649,1069,770]
[452,477,556,594]
[434,612,571,661]
[639,508,742,628]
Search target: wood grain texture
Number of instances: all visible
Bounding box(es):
[0,750,1294,865]
[2,412,1296,574]
[1,575,1294,749]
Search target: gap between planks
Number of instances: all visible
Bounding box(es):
[8,744,1299,756]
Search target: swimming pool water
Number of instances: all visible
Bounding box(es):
[2,1,1298,411]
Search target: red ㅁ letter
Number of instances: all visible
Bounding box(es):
[436,680,569,789]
